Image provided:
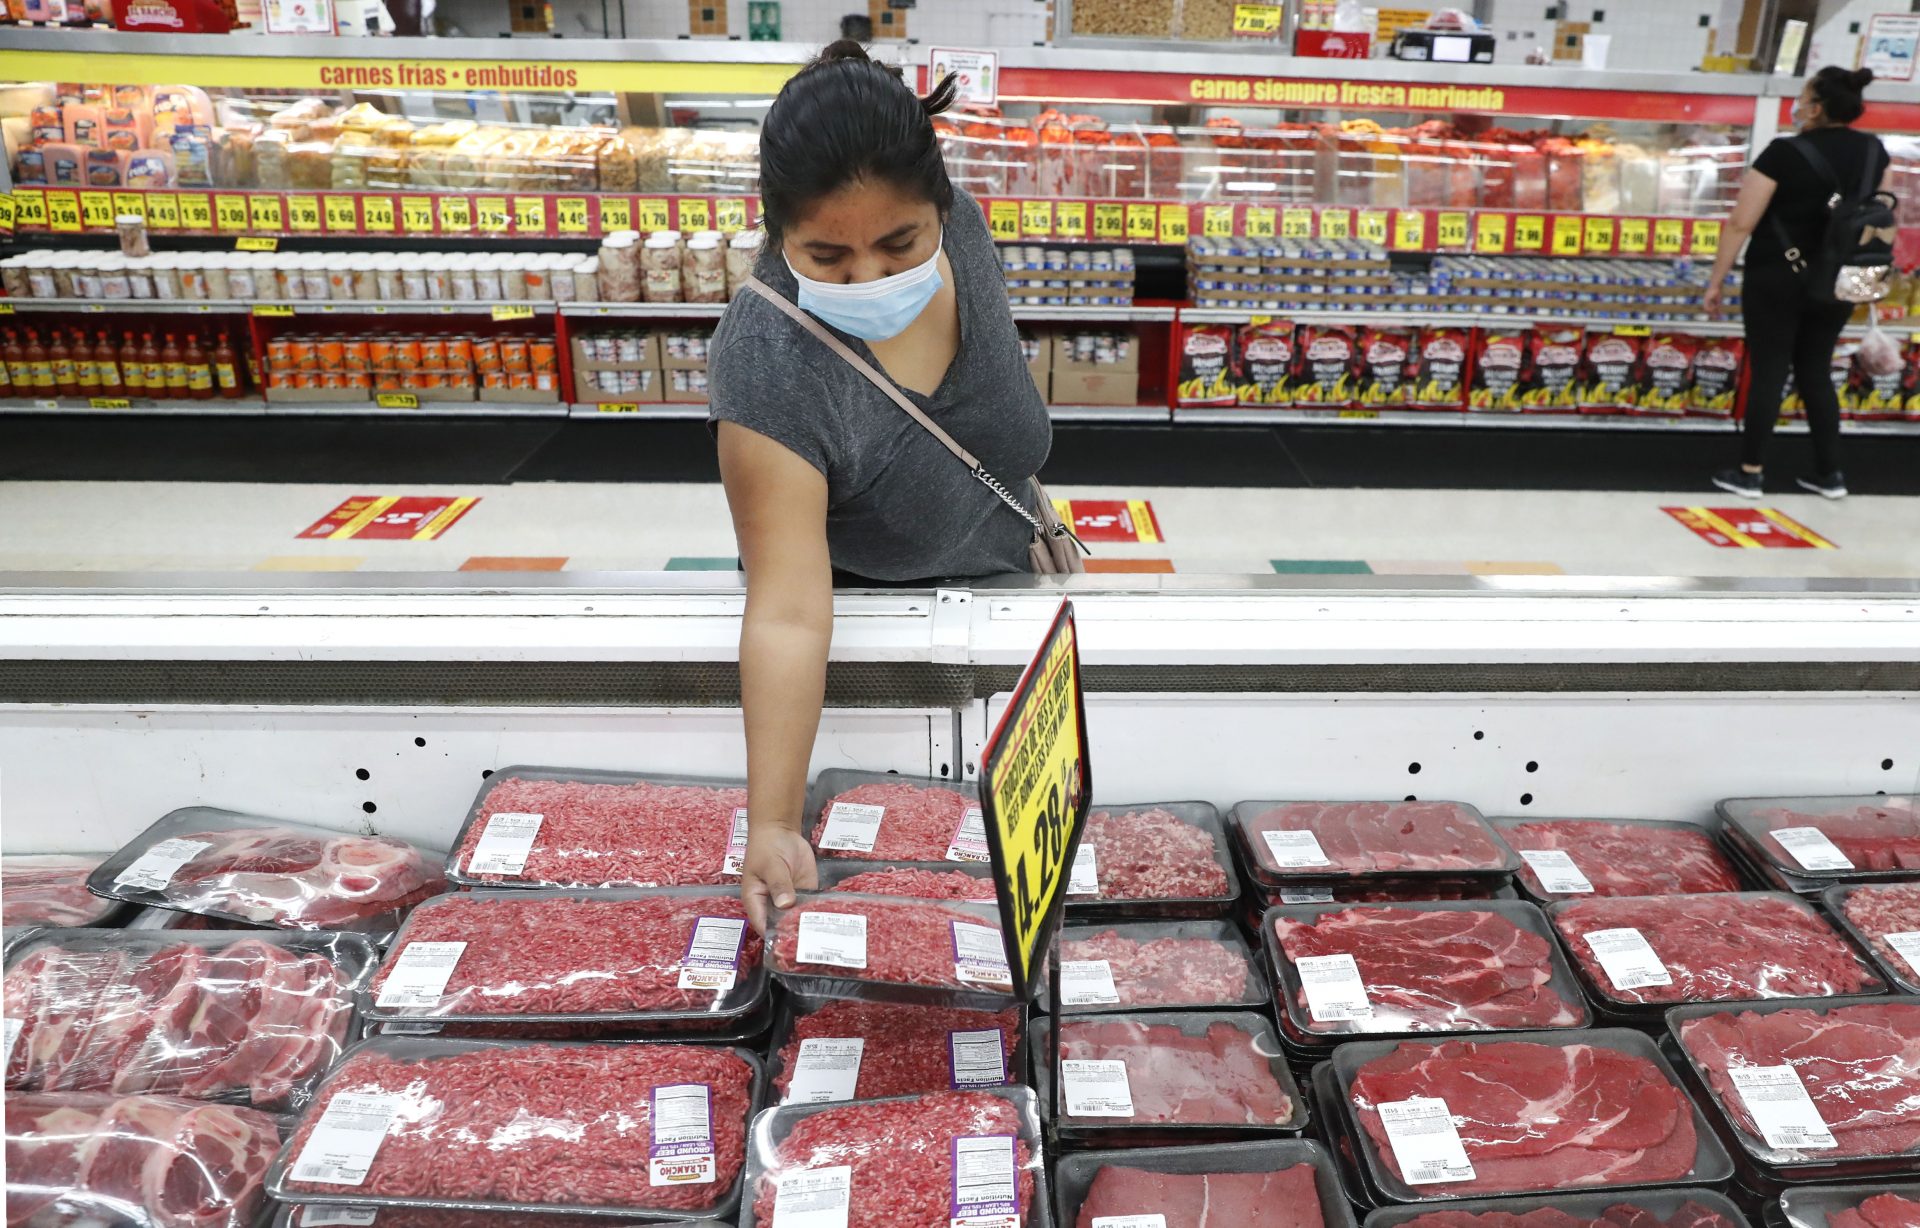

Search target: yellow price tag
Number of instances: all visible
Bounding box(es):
[79,191,114,229]
[600,197,633,233]
[1690,220,1722,256]
[1613,324,1652,337]
[514,196,547,234]
[1653,218,1686,255]
[1617,217,1651,254]
[1093,203,1124,240]
[1514,214,1546,250]
[1436,211,1469,248]
[1551,215,1583,255]
[1022,200,1052,238]
[45,190,82,234]
[1244,206,1276,239]
[399,195,434,234]
[249,194,284,232]
[1319,208,1351,240]
[144,193,178,230]
[491,304,537,321]
[13,189,48,229]
[323,195,358,233]
[1126,204,1157,241]
[111,192,146,222]
[1201,204,1235,238]
[361,195,397,233]
[375,393,420,410]
[213,194,250,232]
[88,397,130,410]
[555,196,591,234]
[286,195,322,232]
[989,200,1020,241]
[235,236,279,252]
[598,403,644,414]
[1474,212,1509,253]
[1337,408,1381,420]
[1056,202,1088,239]
[716,197,747,233]
[1357,209,1389,245]
[1583,216,1615,253]
[1157,204,1189,244]
[1278,207,1312,240]
[637,198,671,232]
[1232,1,1284,33]
[0,302,13,314]
[476,197,511,234]
[251,304,295,318]
[1393,210,1426,251]
[0,195,13,233]
[433,195,470,233]
[676,197,709,233]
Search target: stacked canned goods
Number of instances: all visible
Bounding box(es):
[578,330,655,398]
[263,331,558,401]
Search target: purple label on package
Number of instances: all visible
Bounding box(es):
[949,1134,1020,1228]
[677,915,747,992]
[648,1083,717,1186]
[948,1027,1006,1088]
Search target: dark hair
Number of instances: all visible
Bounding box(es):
[1809,65,1873,124]
[757,40,958,240]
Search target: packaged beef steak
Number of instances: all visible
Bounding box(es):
[1354,327,1413,408]
[446,765,748,889]
[1718,793,1920,882]
[1235,320,1295,408]
[1777,1185,1920,1228]
[768,994,1022,1105]
[1489,816,1745,902]
[6,1092,284,1228]
[817,860,996,901]
[1053,1139,1357,1228]
[804,769,985,864]
[88,808,445,940]
[1,854,126,928]
[1639,332,1698,416]
[4,928,372,1110]
[1580,330,1646,413]
[273,1037,760,1218]
[1364,1189,1752,1228]
[1228,799,1517,887]
[280,1209,707,1228]
[1064,801,1238,918]
[1177,323,1238,407]
[1689,336,1745,417]
[1050,920,1262,1013]
[1828,881,1920,994]
[769,892,1018,1010]
[1410,327,1469,410]
[1467,330,1526,412]
[1051,1011,1305,1142]
[744,1086,1045,1228]
[1292,325,1358,408]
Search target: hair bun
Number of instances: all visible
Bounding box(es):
[818,39,871,64]
[1852,67,1875,90]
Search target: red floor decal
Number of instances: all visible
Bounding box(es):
[1662,506,1837,549]
[300,496,481,541]
[1052,499,1163,544]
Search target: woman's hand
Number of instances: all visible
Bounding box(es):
[1703,281,1725,317]
[742,824,818,934]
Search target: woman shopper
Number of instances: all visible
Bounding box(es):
[709,41,1056,931]
[1704,65,1888,501]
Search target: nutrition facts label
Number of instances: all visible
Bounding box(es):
[1770,827,1855,872]
[291,1092,404,1186]
[1062,1059,1135,1118]
[948,1028,1006,1087]
[787,1038,865,1104]
[649,1083,716,1186]
[1261,829,1332,868]
[678,916,747,992]
[1519,849,1595,894]
[796,912,869,969]
[374,941,468,1010]
[946,807,991,863]
[1583,927,1673,991]
[951,921,1014,989]
[113,838,212,892]
[1378,1097,1476,1186]
[773,1165,852,1228]
[721,808,750,877]
[819,802,886,854]
[1728,1064,1838,1151]
[466,812,543,876]
[950,1134,1020,1228]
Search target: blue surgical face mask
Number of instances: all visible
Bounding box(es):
[784,230,944,341]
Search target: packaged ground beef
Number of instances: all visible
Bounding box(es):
[1051,1011,1304,1141]
[1410,327,1468,409]
[804,770,984,864]
[1639,332,1698,416]
[1234,320,1295,407]
[769,893,1018,1010]
[1064,801,1237,917]
[1830,881,1920,993]
[1229,799,1517,887]
[1354,327,1413,408]
[1177,323,1238,407]
[817,860,996,901]
[1055,1139,1355,1228]
[1,854,125,927]
[1489,816,1746,902]
[280,1208,702,1228]
[768,995,1022,1105]
[1292,325,1357,408]
[1467,330,1526,412]
[1690,337,1745,416]
[1580,330,1645,413]
[1052,920,1262,1012]
[1520,327,1583,412]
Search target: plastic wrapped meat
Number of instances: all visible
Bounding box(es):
[810,778,980,863]
[826,867,995,901]
[1058,1016,1295,1127]
[285,1211,698,1228]
[770,894,1014,1004]
[1078,806,1230,902]
[771,1000,1020,1103]
[2,855,122,927]
[1496,819,1743,899]
[449,773,746,887]
[1389,1200,1741,1228]
[1240,801,1513,879]
[1832,1194,1920,1228]
[1739,797,1920,871]
[1074,1163,1324,1228]
[1840,882,1920,987]
[1059,928,1255,1008]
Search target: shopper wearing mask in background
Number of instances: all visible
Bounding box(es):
[709,41,1053,932]
[1704,66,1887,501]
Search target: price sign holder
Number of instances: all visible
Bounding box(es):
[981,598,1091,997]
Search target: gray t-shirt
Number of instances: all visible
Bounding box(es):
[708,190,1053,582]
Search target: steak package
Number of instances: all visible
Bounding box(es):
[769,893,1017,1010]
[365,887,766,1030]
[1354,327,1413,408]
[1292,325,1358,408]
[1265,899,1587,1040]
[767,993,1022,1105]
[805,769,985,864]
[1053,1139,1357,1228]
[1049,920,1262,1013]
[1235,320,1296,408]
[1671,996,1920,1170]
[1049,1011,1305,1141]
[1718,793,1920,882]
[1579,330,1645,413]
[1777,1185,1920,1228]
[1364,1189,1752,1228]
[1229,799,1517,888]
[1690,336,1745,416]
[447,766,748,889]
[1520,327,1584,412]
[1549,891,1883,1012]
[1410,327,1469,409]
[6,1092,283,1228]
[1064,801,1238,918]
[744,1086,1045,1228]
[1467,330,1527,412]
[1337,1029,1729,1202]
[1177,323,1238,407]
[1489,816,1745,903]
[1,854,126,928]
[4,928,372,1110]
[272,1037,760,1218]
[279,1208,707,1228]
[1638,332,1698,416]
[1828,881,1920,994]
[88,809,445,939]
[817,860,995,901]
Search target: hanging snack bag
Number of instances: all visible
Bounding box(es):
[1521,328,1584,413]
[1831,341,1860,415]
[1292,324,1357,409]
[1469,329,1527,412]
[1354,327,1413,408]
[1411,326,1468,409]
[1177,323,1238,407]
[1580,329,1645,413]
[1638,332,1698,417]
[1235,320,1295,407]
[1689,337,1744,417]
[1850,339,1909,419]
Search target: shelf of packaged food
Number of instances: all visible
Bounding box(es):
[1046,402,1173,422]
[1171,407,1920,434]
[266,401,567,418]
[0,396,266,415]
[560,304,728,320]
[3,300,559,317]
[569,401,1165,424]
[1179,307,1745,336]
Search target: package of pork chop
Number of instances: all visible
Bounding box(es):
[814,859,996,901]
[1334,1027,1732,1203]
[765,991,1025,1106]
[803,769,985,865]
[270,1035,763,1221]
[743,1085,1047,1228]
[446,765,751,890]
[87,807,447,940]
[1716,793,1920,885]
[1824,881,1920,995]
[1061,801,1240,920]
[1054,1139,1357,1228]
[1043,919,1264,1014]
[1226,799,1519,891]
[1487,815,1748,904]
[1,853,129,928]
[1669,994,1920,1178]
[1777,1183,1920,1228]
[4,926,374,1111]
[1364,1188,1753,1228]
[7,1091,287,1228]
[767,892,1021,1011]
[363,886,767,1033]
[278,1208,715,1228]
[1262,898,1589,1043]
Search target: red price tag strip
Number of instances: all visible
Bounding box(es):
[1050,499,1162,544]
[299,495,482,542]
[1662,506,1836,550]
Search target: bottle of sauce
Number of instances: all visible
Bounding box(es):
[71,329,97,396]
[161,332,188,398]
[119,331,146,396]
[48,328,75,397]
[212,331,242,399]
[94,330,123,396]
[2,330,28,391]
[23,329,53,394]
[183,332,213,400]
[140,331,164,397]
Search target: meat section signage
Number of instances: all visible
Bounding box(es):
[980,599,1092,995]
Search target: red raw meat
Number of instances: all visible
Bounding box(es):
[1075,1162,1324,1228]
[1271,881,1508,904]
[4,1092,278,1228]
[829,868,995,900]
[1554,894,1877,1005]
[772,1000,1020,1101]
[1677,1002,1920,1160]
[1394,1204,1737,1228]
[1058,931,1252,1007]
[1842,882,1920,984]
[1745,798,1920,870]
[812,781,976,862]
[1058,1018,1294,1125]
[1273,908,1580,1032]
[1,856,119,927]
[1081,809,1230,901]
[1348,1039,1698,1194]
[1498,821,1742,897]
[772,897,1010,994]
[1833,1194,1920,1228]
[1246,802,1509,876]
[149,828,443,930]
[282,1043,752,1214]
[368,892,761,1017]
[293,1211,672,1228]
[452,776,747,887]
[750,1092,1036,1228]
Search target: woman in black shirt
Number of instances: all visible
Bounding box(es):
[1704,66,1887,500]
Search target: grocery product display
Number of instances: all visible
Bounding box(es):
[1054,1140,1356,1228]
[1053,920,1263,1011]
[1052,1011,1304,1137]
[1719,794,1920,880]
[1776,1185,1920,1228]
[804,770,984,864]
[1490,816,1745,902]
[1829,881,1920,993]
[1064,802,1237,917]
[818,860,997,900]
[767,997,1022,1104]
[768,892,1016,1008]
[0,852,124,926]
[1363,1190,1752,1227]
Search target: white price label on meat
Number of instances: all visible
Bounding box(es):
[1093,1218,1167,1228]
[946,806,990,863]
[1066,843,1099,896]
[1378,1097,1477,1186]
[3,1017,21,1065]
[949,1028,1006,1087]
[950,1133,1020,1228]
[1058,959,1121,1006]
[1770,827,1856,871]
[773,1165,852,1228]
[951,920,1013,988]
[290,1092,403,1186]
[649,1083,716,1185]
[374,941,467,1010]
[1280,886,1335,904]
[819,802,885,853]
[796,911,868,969]
[113,837,212,892]
[721,807,749,877]
[1062,1058,1135,1117]
[1518,849,1595,894]
[1886,931,1920,976]
[1582,927,1672,991]
[1261,829,1332,868]
[466,811,543,875]
[1728,1064,1838,1150]
[299,1209,380,1227]
[1296,952,1373,1022]
[678,916,746,991]
[785,1038,864,1104]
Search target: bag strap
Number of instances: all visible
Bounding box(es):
[744,275,1049,538]
[1784,134,1846,199]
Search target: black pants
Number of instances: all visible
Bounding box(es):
[1740,263,1855,474]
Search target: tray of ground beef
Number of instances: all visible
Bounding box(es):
[1362,1188,1753,1228]
[1487,816,1747,903]
[743,1086,1049,1228]
[270,1036,761,1220]
[1716,794,1920,883]
[1776,1185,1920,1228]
[1826,881,1920,995]
[1062,802,1240,920]
[1043,920,1263,1014]
[370,990,777,1045]
[769,892,1020,1011]
[279,1209,715,1228]
[766,993,1024,1105]
[445,766,750,890]
[816,860,997,901]
[1056,1139,1357,1228]
[363,887,766,1028]
[803,770,985,864]
[1227,801,1518,890]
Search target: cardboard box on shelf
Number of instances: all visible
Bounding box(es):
[1050,368,1140,406]
[665,366,710,404]
[660,330,714,371]
[1051,331,1140,373]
